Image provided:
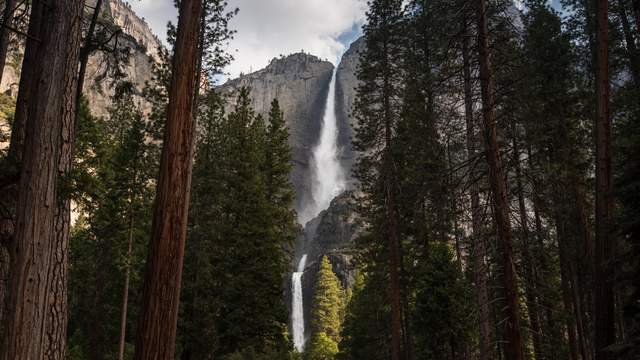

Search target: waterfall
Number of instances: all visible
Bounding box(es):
[299,68,345,224]
[292,64,345,352]
[292,254,308,352]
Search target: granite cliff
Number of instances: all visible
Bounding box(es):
[0,0,161,117]
[217,53,335,215]
[217,38,363,219]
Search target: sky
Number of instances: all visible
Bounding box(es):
[125,0,367,81]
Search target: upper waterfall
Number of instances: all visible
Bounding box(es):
[299,68,346,224]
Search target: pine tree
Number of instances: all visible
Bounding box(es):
[412,242,469,360]
[134,0,204,357]
[475,0,524,358]
[179,88,295,358]
[306,332,339,360]
[338,266,392,360]
[67,92,154,360]
[310,256,344,345]
[1,1,84,357]
[352,1,406,358]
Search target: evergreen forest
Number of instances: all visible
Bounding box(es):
[0,0,639,359]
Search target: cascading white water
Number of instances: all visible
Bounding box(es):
[292,254,308,352]
[299,68,346,224]
[291,65,345,352]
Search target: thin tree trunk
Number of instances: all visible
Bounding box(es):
[379,10,402,360]
[0,1,83,358]
[475,1,524,359]
[6,0,44,167]
[575,183,595,360]
[0,0,17,83]
[118,184,136,360]
[385,143,403,360]
[557,218,581,360]
[617,0,640,88]
[594,0,616,358]
[512,130,543,360]
[133,0,203,358]
[462,15,492,360]
[76,0,103,123]
[632,0,640,36]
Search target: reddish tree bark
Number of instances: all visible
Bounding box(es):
[0,0,83,358]
[594,0,616,358]
[475,1,524,359]
[133,0,203,358]
[462,15,492,360]
[0,0,44,339]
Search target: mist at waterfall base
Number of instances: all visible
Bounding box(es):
[291,67,346,353]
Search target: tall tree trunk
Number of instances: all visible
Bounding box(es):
[617,0,640,88]
[118,205,135,360]
[594,0,616,358]
[574,183,595,360]
[0,6,40,298]
[557,218,581,360]
[379,9,402,360]
[526,143,564,355]
[462,15,492,360]
[632,0,640,35]
[6,0,43,167]
[0,0,17,83]
[385,80,403,360]
[0,0,83,358]
[475,1,524,359]
[133,0,203,358]
[512,130,543,360]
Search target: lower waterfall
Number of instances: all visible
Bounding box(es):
[292,254,308,352]
[292,65,345,353]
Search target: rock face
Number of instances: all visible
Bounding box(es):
[217,53,334,214]
[298,191,361,336]
[0,0,160,117]
[105,0,163,63]
[335,36,364,189]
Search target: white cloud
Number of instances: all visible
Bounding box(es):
[125,0,366,80]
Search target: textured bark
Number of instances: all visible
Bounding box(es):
[1,0,83,358]
[462,16,491,360]
[594,0,616,358]
[475,1,524,359]
[6,1,44,167]
[0,0,17,83]
[0,0,44,343]
[133,0,203,358]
